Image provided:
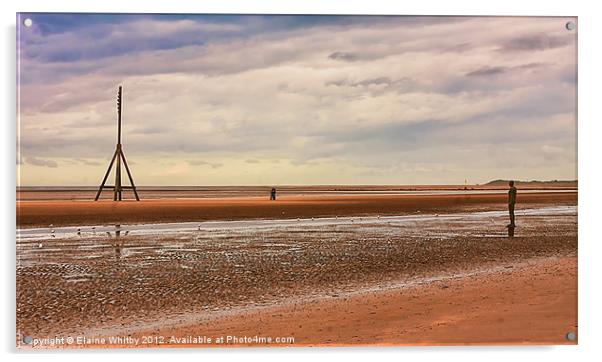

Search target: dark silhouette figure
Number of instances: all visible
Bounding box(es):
[270,187,277,201]
[508,180,517,227]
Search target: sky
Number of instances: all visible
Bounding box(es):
[17,14,577,186]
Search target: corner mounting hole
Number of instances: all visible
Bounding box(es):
[565,21,575,31]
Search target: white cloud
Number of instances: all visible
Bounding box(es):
[17,16,577,185]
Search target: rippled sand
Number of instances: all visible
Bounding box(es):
[16,204,577,344]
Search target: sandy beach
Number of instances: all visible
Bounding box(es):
[16,190,577,347]
[17,191,576,228]
[132,256,577,347]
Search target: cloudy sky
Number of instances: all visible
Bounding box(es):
[17,14,577,186]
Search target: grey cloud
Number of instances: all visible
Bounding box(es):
[19,121,285,159]
[290,159,319,166]
[465,62,549,77]
[187,160,223,169]
[19,17,472,86]
[356,77,392,86]
[75,158,102,166]
[327,77,417,94]
[444,42,472,53]
[499,34,571,52]
[21,19,240,64]
[516,62,550,70]
[26,157,58,168]
[316,113,573,161]
[466,66,507,77]
[328,51,360,61]
[329,77,393,87]
[19,131,115,159]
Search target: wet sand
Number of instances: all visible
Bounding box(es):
[17,192,577,227]
[17,200,577,347]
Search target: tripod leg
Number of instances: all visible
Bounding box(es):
[120,149,140,201]
[95,149,119,201]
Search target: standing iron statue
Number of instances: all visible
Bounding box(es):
[507,180,517,227]
[507,180,517,237]
[270,187,277,201]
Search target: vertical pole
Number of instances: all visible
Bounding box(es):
[117,86,122,145]
[115,148,122,200]
[114,86,123,201]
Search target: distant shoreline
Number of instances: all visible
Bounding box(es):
[16,183,578,203]
[16,182,578,192]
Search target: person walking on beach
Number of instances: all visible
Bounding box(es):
[270,187,277,201]
[508,180,517,227]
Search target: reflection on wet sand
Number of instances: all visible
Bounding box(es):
[17,206,576,241]
[508,225,516,238]
[16,206,577,339]
[104,225,130,259]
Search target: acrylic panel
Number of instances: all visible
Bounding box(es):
[16,13,578,348]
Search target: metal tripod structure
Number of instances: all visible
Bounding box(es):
[94,86,140,201]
